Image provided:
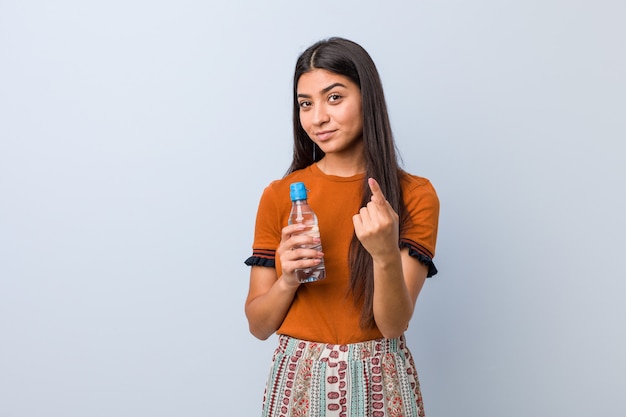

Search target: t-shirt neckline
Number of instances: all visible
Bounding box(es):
[311,163,366,182]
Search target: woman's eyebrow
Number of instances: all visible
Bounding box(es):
[297,82,348,98]
[321,82,347,94]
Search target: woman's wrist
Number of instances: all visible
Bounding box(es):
[371,247,402,270]
[277,274,301,292]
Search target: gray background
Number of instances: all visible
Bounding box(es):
[1,0,624,416]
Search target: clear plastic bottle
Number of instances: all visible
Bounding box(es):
[288,182,326,283]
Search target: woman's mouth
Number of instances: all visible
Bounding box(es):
[315,130,336,141]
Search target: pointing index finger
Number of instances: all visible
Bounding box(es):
[368,177,386,204]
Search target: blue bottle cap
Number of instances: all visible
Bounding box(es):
[289,182,308,201]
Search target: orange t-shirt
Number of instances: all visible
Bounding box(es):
[246,163,439,344]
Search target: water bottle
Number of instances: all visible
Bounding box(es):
[288,182,326,283]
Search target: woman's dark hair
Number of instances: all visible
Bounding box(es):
[287,37,407,329]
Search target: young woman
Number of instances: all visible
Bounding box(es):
[244,37,439,417]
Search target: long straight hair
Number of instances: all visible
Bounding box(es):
[287,37,406,329]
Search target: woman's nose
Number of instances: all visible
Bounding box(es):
[313,105,330,125]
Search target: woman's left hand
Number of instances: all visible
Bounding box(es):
[352,178,400,259]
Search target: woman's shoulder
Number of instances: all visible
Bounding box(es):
[262,166,315,195]
[399,170,437,195]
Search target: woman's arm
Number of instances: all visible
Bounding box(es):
[244,223,324,340]
[353,178,426,339]
[371,248,427,338]
[245,266,300,340]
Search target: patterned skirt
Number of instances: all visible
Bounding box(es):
[261,334,425,417]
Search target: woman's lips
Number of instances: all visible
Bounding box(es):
[315,130,336,141]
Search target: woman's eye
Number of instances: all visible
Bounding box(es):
[299,101,311,108]
[329,94,342,102]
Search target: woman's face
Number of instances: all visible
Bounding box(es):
[296,69,363,157]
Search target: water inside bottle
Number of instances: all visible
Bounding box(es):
[294,240,325,283]
[295,267,326,283]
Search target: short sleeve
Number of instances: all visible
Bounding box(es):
[399,176,440,277]
[244,182,283,268]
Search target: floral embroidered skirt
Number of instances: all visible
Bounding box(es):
[261,334,425,417]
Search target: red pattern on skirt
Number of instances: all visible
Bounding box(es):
[261,335,425,417]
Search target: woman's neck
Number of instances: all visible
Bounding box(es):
[316,154,366,177]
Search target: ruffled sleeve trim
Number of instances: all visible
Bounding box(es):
[244,249,276,267]
[400,239,438,277]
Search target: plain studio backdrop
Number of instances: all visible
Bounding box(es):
[1,1,624,416]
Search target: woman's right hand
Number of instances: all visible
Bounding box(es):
[245,224,324,340]
[276,224,324,287]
